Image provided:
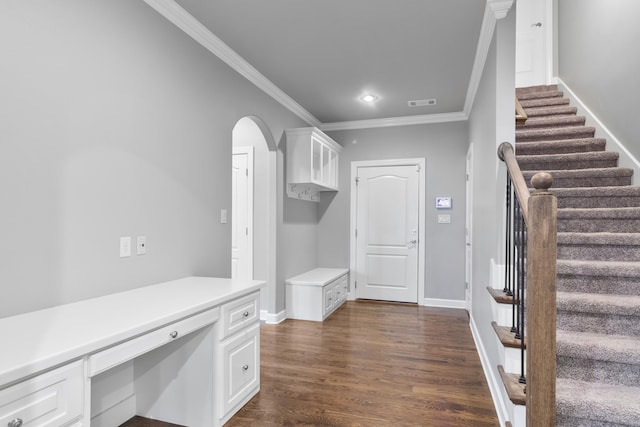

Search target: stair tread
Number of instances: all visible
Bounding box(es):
[518,151,618,162]
[523,105,577,117]
[557,330,640,364]
[557,379,640,426]
[516,90,563,100]
[492,321,524,349]
[557,290,640,316]
[558,259,640,277]
[486,286,514,304]
[516,84,558,95]
[517,115,585,127]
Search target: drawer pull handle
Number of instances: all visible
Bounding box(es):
[243,311,249,317]
[242,364,249,371]
[169,331,179,339]
[9,419,23,427]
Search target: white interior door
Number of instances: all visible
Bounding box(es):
[516,0,547,87]
[231,148,253,281]
[354,165,419,303]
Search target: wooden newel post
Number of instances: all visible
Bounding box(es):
[526,172,557,427]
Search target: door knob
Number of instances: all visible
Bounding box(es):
[532,22,542,28]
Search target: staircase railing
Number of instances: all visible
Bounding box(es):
[498,142,558,427]
[516,98,528,125]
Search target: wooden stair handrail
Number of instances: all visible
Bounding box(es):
[498,142,530,224]
[516,97,528,125]
[498,141,558,427]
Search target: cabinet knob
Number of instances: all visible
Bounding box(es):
[243,311,249,318]
[242,364,249,371]
[8,419,23,427]
[169,331,179,339]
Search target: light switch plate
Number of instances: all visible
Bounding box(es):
[120,236,131,257]
[438,214,451,224]
[220,209,228,224]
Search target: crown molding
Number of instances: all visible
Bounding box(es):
[319,111,468,132]
[143,0,321,128]
[463,0,514,116]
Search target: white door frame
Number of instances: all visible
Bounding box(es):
[349,158,426,305]
[465,144,474,313]
[232,146,254,281]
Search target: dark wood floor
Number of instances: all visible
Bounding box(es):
[226,300,499,426]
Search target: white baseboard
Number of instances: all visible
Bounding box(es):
[422,298,466,309]
[91,394,136,427]
[470,315,509,427]
[260,309,286,324]
[557,78,640,183]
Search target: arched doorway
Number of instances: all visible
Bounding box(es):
[231,116,277,321]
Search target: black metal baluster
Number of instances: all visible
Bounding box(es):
[518,203,527,385]
[504,176,512,296]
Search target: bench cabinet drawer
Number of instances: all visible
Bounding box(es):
[88,307,220,377]
[0,361,83,427]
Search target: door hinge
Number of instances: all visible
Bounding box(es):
[355,281,357,289]
[466,173,469,181]
[355,228,358,238]
[246,227,248,236]
[246,168,248,177]
[355,177,359,185]
[416,165,421,172]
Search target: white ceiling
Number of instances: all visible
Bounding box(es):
[165,0,488,128]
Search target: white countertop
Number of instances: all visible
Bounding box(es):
[0,277,265,388]
[285,268,349,286]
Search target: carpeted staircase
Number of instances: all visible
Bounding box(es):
[516,85,640,427]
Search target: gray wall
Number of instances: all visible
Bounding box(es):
[468,6,516,420]
[0,0,313,318]
[321,122,469,302]
[558,0,640,159]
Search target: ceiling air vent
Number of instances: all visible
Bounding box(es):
[408,99,437,107]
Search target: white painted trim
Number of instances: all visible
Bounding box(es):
[91,394,136,427]
[470,315,509,427]
[320,112,467,132]
[465,143,474,313]
[557,78,640,183]
[349,158,426,305]
[143,0,321,128]
[232,147,254,283]
[423,298,466,309]
[260,309,286,325]
[464,0,514,117]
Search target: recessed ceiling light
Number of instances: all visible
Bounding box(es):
[360,94,379,103]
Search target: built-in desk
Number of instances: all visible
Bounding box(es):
[0,277,265,427]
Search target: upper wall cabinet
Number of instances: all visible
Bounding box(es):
[285,127,343,202]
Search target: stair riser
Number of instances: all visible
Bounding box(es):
[518,118,586,129]
[520,159,619,172]
[516,129,596,142]
[524,107,577,117]
[515,140,606,156]
[557,356,640,388]
[558,245,640,262]
[516,85,558,96]
[558,275,640,296]
[517,90,563,101]
[558,219,640,233]
[519,98,570,108]
[556,196,640,209]
[558,312,640,337]
[552,176,632,188]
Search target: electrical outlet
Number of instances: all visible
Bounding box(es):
[136,236,146,255]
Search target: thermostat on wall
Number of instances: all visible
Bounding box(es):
[435,197,452,209]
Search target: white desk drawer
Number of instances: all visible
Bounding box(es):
[88,307,219,377]
[0,361,83,427]
[220,292,259,340]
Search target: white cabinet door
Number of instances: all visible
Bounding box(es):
[219,324,260,419]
